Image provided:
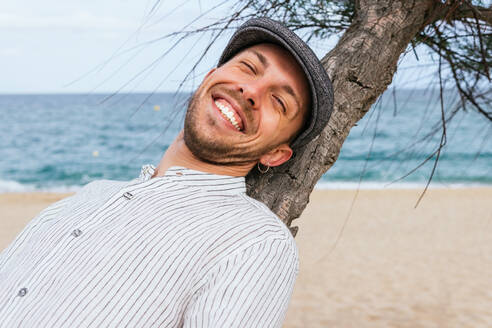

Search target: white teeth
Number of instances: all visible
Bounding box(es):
[214,99,241,131]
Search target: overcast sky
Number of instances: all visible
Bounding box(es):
[1,0,437,94]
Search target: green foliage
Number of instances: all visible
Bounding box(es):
[414,1,492,119]
[152,0,491,119]
[246,0,355,40]
[239,0,491,120]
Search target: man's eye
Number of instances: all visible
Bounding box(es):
[274,95,287,113]
[240,61,256,74]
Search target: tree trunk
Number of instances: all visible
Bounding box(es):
[246,0,438,235]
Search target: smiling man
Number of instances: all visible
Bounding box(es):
[158,42,311,177]
[180,43,310,171]
[0,18,333,327]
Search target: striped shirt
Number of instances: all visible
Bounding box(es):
[0,165,298,327]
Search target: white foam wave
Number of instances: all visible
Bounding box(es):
[0,180,82,193]
[315,181,492,190]
[1,179,490,194]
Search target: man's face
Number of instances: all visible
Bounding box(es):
[184,43,310,166]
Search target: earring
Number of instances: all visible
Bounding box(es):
[257,162,270,174]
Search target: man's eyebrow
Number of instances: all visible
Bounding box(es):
[248,49,269,68]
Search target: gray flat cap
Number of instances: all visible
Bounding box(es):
[218,17,334,149]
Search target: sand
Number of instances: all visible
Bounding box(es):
[1,188,491,327]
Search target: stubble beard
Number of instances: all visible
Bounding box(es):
[183,86,276,166]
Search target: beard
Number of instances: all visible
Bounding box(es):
[183,85,277,166]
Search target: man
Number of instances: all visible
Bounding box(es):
[0,18,333,327]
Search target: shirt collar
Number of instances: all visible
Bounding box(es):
[138,164,246,195]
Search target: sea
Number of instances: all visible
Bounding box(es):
[1,90,491,192]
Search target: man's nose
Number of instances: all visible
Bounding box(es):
[238,82,263,109]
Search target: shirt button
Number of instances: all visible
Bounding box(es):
[123,191,134,200]
[175,171,183,176]
[71,229,82,237]
[18,288,28,297]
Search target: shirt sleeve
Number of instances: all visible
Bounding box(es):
[183,238,299,328]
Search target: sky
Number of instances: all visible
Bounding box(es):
[1,0,438,94]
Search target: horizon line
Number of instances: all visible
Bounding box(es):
[0,87,455,96]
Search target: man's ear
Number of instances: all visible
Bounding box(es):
[258,144,293,167]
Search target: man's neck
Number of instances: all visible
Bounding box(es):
[154,131,255,178]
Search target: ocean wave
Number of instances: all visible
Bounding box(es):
[0,180,82,193]
[1,179,490,194]
[314,181,492,190]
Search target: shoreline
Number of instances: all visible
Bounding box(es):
[1,188,491,327]
[1,182,492,193]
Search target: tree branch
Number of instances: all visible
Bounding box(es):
[458,3,492,26]
[433,1,492,26]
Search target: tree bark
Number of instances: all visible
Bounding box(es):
[246,0,439,235]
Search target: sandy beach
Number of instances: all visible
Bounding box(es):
[1,188,491,327]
